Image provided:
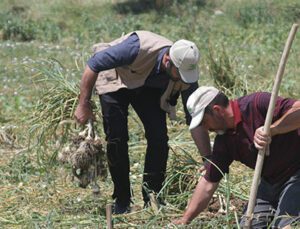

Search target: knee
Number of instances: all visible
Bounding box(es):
[273,216,300,229]
[240,213,274,229]
[145,129,168,146]
[106,138,128,166]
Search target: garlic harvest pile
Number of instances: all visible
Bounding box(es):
[58,120,107,193]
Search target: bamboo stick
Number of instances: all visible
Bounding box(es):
[106,204,113,229]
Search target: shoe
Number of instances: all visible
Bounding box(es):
[112,200,131,214]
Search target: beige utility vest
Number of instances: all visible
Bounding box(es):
[92,31,173,95]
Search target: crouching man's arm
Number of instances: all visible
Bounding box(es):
[191,126,212,173]
[172,177,219,225]
[191,125,211,158]
[254,100,300,150]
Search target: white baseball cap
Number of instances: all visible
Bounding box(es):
[170,39,200,83]
[187,86,219,130]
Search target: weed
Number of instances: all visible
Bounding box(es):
[207,43,248,97]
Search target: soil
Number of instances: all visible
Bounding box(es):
[205,194,246,216]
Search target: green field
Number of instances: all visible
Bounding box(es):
[1,0,299,228]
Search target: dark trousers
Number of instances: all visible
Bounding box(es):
[100,86,169,204]
[240,168,300,228]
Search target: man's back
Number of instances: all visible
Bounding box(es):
[205,92,300,184]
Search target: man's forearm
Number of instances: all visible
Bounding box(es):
[79,65,98,104]
[271,101,300,136]
[181,177,219,223]
[191,126,211,157]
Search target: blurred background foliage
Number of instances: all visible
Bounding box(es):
[0,0,299,228]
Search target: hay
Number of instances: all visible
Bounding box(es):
[0,125,17,147]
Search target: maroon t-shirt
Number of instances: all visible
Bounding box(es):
[204,92,300,184]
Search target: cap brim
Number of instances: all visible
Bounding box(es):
[189,109,204,130]
[179,67,199,83]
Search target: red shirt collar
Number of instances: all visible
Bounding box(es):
[230,100,242,128]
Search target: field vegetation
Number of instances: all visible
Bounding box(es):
[0,0,299,228]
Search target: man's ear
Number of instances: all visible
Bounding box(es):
[165,54,172,67]
[166,60,171,69]
[213,105,224,115]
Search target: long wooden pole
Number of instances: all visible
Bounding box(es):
[244,23,298,228]
[106,204,113,229]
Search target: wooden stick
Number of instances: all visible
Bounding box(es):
[282,225,292,229]
[106,204,113,229]
[244,23,299,228]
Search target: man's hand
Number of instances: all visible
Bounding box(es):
[75,65,98,124]
[171,217,190,225]
[198,165,206,175]
[74,101,95,124]
[253,126,271,150]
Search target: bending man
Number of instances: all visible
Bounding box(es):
[174,86,300,228]
[74,31,206,214]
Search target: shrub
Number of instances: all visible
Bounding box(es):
[1,16,37,41]
[225,0,276,28]
[207,44,248,97]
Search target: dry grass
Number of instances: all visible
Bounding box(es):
[1,0,299,227]
[0,115,252,228]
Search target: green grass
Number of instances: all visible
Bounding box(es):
[1,0,300,228]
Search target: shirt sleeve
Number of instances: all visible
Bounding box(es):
[273,96,296,121]
[255,92,296,122]
[204,135,234,182]
[87,33,140,73]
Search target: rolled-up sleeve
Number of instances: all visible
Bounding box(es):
[254,92,296,124]
[87,33,140,73]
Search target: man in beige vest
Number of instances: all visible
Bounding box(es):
[75,31,204,214]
